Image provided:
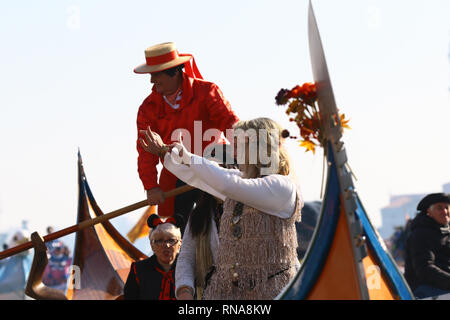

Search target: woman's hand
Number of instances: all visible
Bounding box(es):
[176,286,194,300]
[139,126,169,157]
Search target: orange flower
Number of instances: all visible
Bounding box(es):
[275,81,348,154]
[301,83,317,105]
[302,82,316,95]
[290,85,303,98]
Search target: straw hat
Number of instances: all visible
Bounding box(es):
[134,42,192,74]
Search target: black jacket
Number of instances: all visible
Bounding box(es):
[404,212,450,291]
[124,255,176,300]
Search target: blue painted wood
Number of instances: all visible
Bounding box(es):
[280,142,341,299]
[355,196,415,300]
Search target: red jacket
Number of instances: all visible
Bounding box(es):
[136,72,239,216]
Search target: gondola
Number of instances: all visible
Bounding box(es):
[65,152,148,299]
[19,152,191,300]
[24,153,148,300]
[277,2,414,300]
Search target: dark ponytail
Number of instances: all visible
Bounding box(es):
[189,192,219,238]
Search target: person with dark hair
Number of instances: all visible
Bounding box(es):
[173,144,232,300]
[134,42,239,226]
[404,193,450,299]
[124,215,183,300]
[175,191,222,300]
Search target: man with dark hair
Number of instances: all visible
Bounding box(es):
[404,193,450,298]
[134,42,239,222]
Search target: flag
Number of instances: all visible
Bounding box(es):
[126,205,156,243]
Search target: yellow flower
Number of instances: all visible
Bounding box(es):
[340,113,351,129]
[299,139,317,154]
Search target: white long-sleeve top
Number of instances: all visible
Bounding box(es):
[165,144,302,297]
[164,145,300,218]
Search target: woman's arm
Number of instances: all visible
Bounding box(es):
[140,129,299,218]
[164,146,241,201]
[170,144,298,219]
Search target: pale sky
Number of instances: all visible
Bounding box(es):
[0,0,449,253]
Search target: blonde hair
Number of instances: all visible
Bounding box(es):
[233,117,290,179]
[149,223,181,242]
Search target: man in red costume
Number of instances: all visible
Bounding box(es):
[134,42,239,223]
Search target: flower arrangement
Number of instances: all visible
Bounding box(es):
[275,82,350,154]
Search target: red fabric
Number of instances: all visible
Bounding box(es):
[132,263,139,285]
[149,217,164,228]
[165,216,176,225]
[136,72,239,217]
[146,50,178,65]
[145,51,203,79]
[179,53,203,79]
[149,216,176,228]
[155,266,175,300]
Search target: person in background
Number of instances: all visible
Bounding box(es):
[43,226,71,288]
[7,229,30,257]
[134,42,239,227]
[404,193,450,299]
[124,215,183,300]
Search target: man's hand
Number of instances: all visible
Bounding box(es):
[146,187,165,206]
[139,126,168,157]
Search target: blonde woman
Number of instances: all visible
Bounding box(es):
[139,117,302,300]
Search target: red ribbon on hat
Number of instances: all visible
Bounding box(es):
[146,51,179,66]
[145,50,203,80]
[179,53,203,80]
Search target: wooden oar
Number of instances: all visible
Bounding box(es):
[0,184,194,260]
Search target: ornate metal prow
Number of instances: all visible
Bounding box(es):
[25,232,67,300]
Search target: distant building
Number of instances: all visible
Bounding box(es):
[378,182,450,240]
[443,183,450,193]
[378,194,425,240]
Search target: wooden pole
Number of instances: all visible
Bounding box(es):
[0,184,194,260]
